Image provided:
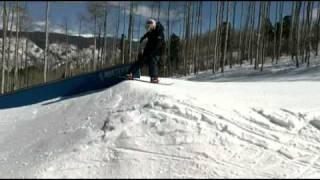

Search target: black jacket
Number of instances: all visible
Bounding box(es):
[140,22,165,57]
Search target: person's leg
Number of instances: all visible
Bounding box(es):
[148,55,160,82]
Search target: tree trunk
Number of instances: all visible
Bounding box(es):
[14,2,20,90]
[7,7,14,92]
[248,2,256,65]
[255,2,263,70]
[261,2,270,72]
[64,19,69,78]
[157,1,161,21]
[230,1,236,69]
[306,2,313,66]
[167,1,171,76]
[184,2,191,75]
[238,1,244,66]
[272,2,278,63]
[243,2,251,64]
[112,2,121,65]
[101,5,107,67]
[221,2,230,73]
[93,14,97,71]
[277,2,284,63]
[207,1,213,70]
[295,2,302,68]
[289,2,295,59]
[44,1,49,83]
[1,2,7,94]
[127,2,133,64]
[315,2,320,56]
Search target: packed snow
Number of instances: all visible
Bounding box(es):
[1,56,320,178]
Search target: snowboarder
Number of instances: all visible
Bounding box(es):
[126,19,165,83]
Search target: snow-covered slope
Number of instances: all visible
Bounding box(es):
[1,57,320,178]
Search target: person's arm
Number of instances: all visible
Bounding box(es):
[140,32,149,43]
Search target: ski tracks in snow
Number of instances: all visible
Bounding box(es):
[134,94,320,178]
[20,80,320,178]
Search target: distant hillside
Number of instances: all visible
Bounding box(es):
[0,30,140,51]
[0,30,121,50]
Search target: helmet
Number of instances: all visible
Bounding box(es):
[145,19,156,32]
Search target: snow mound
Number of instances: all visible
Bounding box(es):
[1,57,320,178]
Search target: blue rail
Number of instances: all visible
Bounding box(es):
[0,63,139,109]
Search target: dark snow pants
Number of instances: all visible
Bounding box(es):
[128,54,160,78]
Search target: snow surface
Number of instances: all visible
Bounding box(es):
[1,56,320,178]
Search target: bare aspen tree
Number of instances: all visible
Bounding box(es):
[207,1,213,70]
[238,1,244,66]
[182,2,187,75]
[13,2,20,90]
[102,3,108,66]
[7,6,15,92]
[190,2,195,74]
[184,2,191,75]
[194,1,199,73]
[112,2,121,65]
[24,8,30,87]
[20,2,29,88]
[157,1,161,22]
[230,1,236,69]
[213,2,224,73]
[97,24,102,68]
[272,2,278,63]
[248,2,256,65]
[294,2,302,68]
[302,2,307,63]
[255,2,263,70]
[1,2,8,94]
[243,2,251,64]
[93,11,97,70]
[87,2,100,71]
[199,1,203,72]
[115,2,121,65]
[121,2,126,64]
[195,1,202,74]
[192,1,200,74]
[63,17,70,78]
[315,2,320,56]
[214,1,223,73]
[277,2,284,63]
[77,14,83,71]
[167,1,171,76]
[44,1,49,83]
[221,1,230,73]
[306,1,313,66]
[137,4,142,49]
[127,1,134,64]
[289,2,295,59]
[301,2,306,64]
[261,2,270,72]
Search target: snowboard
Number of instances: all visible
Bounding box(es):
[119,76,174,85]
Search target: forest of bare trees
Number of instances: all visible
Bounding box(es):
[1,1,320,94]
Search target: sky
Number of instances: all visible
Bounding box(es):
[1,1,317,40]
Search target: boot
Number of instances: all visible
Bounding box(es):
[150,77,159,83]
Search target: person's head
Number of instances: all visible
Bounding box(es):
[145,19,156,32]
